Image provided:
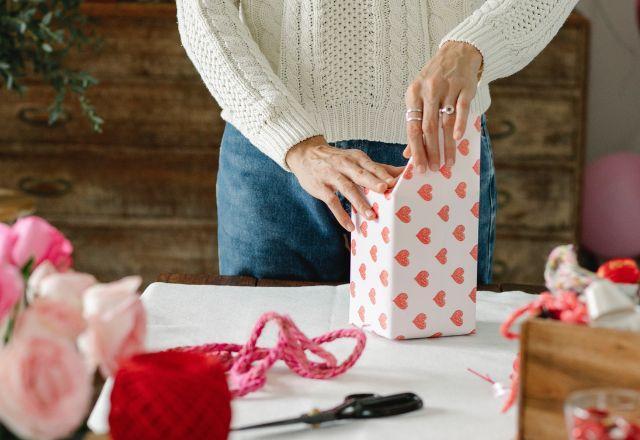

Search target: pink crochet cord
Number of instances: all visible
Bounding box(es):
[169,312,367,397]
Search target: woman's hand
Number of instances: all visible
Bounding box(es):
[286,136,404,231]
[404,41,483,173]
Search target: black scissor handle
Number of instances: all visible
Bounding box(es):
[336,392,423,419]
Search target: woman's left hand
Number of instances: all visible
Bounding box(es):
[404,41,483,173]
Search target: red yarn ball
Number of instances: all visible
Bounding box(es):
[109,351,231,440]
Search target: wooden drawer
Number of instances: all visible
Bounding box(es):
[492,236,572,284]
[493,12,588,88]
[486,89,581,164]
[0,144,218,220]
[51,217,218,286]
[0,82,224,149]
[70,4,197,80]
[495,166,577,236]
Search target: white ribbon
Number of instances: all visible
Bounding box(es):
[584,280,640,331]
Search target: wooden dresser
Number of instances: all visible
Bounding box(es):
[487,13,589,283]
[0,4,588,285]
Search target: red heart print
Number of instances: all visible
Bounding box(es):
[416,227,431,245]
[393,293,408,309]
[360,221,368,237]
[455,182,467,199]
[378,313,387,330]
[372,202,379,217]
[358,305,366,322]
[395,249,410,267]
[469,287,477,303]
[415,270,429,287]
[381,227,390,244]
[453,225,465,241]
[435,248,448,265]
[468,329,476,335]
[369,288,376,305]
[433,290,446,308]
[395,335,406,340]
[470,244,478,261]
[380,270,389,287]
[451,267,464,284]
[384,189,393,200]
[440,165,452,180]
[403,163,414,180]
[457,139,470,156]
[349,281,356,298]
[474,116,482,132]
[359,263,367,280]
[370,245,377,262]
[351,239,356,256]
[473,159,480,175]
[395,206,411,223]
[417,184,433,202]
[450,309,464,327]
[428,332,443,338]
[413,313,427,330]
[437,205,450,222]
[471,202,479,218]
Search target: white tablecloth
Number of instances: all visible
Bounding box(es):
[89,283,533,439]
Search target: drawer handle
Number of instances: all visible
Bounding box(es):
[493,259,507,279]
[497,189,512,209]
[18,177,72,198]
[488,119,516,141]
[18,107,70,127]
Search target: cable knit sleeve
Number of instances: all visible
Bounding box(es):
[176,0,322,170]
[439,0,579,86]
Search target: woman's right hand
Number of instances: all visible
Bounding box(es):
[285,136,404,232]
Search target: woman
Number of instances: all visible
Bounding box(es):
[177,0,578,283]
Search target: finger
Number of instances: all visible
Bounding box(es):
[335,176,376,220]
[402,145,411,158]
[359,157,397,187]
[422,99,441,171]
[442,100,457,167]
[321,187,355,231]
[341,160,388,193]
[380,164,406,177]
[405,83,428,174]
[454,86,475,140]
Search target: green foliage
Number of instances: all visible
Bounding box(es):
[0,0,103,131]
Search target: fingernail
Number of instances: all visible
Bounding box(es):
[446,158,454,167]
[454,131,462,140]
[417,165,426,174]
[366,210,374,219]
[430,163,439,171]
[385,178,395,185]
[347,222,355,232]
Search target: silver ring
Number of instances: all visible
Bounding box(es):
[439,105,455,115]
[405,109,423,122]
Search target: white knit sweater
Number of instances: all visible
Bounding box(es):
[176,0,578,169]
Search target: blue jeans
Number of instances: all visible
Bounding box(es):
[217,116,497,283]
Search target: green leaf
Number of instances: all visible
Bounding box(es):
[42,11,53,25]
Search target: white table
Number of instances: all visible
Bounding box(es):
[90,283,534,439]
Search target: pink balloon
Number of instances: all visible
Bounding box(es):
[581,152,640,259]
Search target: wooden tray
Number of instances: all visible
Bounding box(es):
[518,318,640,439]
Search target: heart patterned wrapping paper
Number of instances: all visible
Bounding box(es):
[349,113,482,339]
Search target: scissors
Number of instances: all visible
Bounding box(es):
[232,392,423,431]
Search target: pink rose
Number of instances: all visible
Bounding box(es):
[14,299,87,341]
[11,216,73,271]
[28,268,96,311]
[0,335,91,440]
[79,276,146,376]
[0,224,16,266]
[0,264,23,323]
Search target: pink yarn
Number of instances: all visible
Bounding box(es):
[169,312,367,397]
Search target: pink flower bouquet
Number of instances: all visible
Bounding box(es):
[0,216,147,440]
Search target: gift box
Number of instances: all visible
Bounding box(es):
[349,113,481,339]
